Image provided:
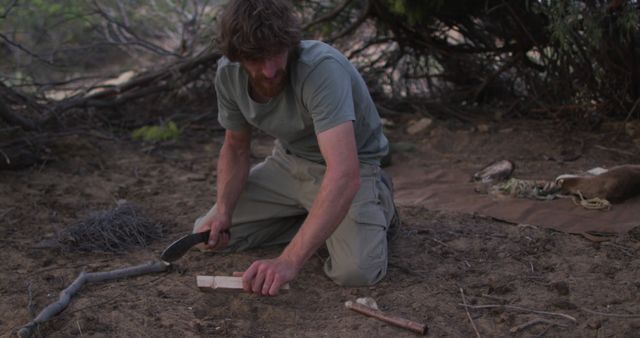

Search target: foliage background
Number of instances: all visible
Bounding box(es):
[1,0,639,125]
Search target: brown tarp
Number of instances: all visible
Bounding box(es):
[387,166,640,236]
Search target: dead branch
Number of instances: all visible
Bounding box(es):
[0,0,18,19]
[327,0,371,43]
[459,288,481,338]
[93,0,183,57]
[472,56,519,102]
[458,303,577,323]
[510,318,566,333]
[17,260,170,338]
[581,307,640,318]
[26,282,36,318]
[345,300,427,335]
[0,33,57,66]
[302,0,354,31]
[52,50,221,113]
[0,83,41,130]
[0,97,37,131]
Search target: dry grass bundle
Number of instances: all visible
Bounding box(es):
[56,201,165,252]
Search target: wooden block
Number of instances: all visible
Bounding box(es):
[196,276,290,292]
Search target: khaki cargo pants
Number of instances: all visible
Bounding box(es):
[193,143,395,286]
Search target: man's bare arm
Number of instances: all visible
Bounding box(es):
[280,121,360,267]
[198,127,252,249]
[241,121,360,295]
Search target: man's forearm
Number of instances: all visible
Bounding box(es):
[214,141,251,218]
[280,168,360,268]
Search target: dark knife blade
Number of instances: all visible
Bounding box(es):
[161,229,229,262]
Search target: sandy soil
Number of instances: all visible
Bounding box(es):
[2,113,640,337]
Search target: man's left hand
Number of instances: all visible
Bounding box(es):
[237,257,299,296]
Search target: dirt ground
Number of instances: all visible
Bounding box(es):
[2,112,640,337]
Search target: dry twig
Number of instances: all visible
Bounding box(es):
[460,288,482,338]
[510,318,566,333]
[581,307,640,318]
[458,303,577,323]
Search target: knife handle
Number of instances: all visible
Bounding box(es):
[202,229,231,244]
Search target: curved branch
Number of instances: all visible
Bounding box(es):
[0,33,56,66]
[52,51,221,113]
[346,37,394,59]
[0,98,37,131]
[0,0,17,19]
[92,0,182,57]
[302,0,354,31]
[327,0,371,43]
[18,261,170,338]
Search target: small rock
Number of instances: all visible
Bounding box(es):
[380,118,395,127]
[355,297,379,310]
[407,118,433,135]
[476,124,490,133]
[625,120,640,138]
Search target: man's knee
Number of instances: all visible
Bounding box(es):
[324,258,387,286]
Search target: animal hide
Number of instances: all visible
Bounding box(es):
[556,165,640,203]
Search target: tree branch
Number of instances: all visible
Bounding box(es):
[52,50,221,112]
[327,0,371,43]
[92,0,182,57]
[0,0,17,19]
[303,0,354,31]
[0,33,56,66]
[0,98,37,131]
[17,261,170,338]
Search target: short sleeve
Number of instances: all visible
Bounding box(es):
[301,59,356,134]
[215,66,249,131]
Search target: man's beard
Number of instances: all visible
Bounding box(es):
[248,68,288,99]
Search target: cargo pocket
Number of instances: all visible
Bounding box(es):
[346,200,388,271]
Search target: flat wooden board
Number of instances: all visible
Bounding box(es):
[197,276,290,292]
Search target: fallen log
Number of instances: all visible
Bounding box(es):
[52,51,221,113]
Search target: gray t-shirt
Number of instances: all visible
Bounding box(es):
[215,40,389,165]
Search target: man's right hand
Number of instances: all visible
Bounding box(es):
[195,213,231,251]
[195,127,251,252]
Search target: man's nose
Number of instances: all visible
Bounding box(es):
[261,60,278,79]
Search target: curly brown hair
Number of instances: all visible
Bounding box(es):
[216,0,302,62]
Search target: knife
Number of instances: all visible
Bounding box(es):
[160,229,230,262]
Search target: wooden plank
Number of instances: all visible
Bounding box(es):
[196,276,290,292]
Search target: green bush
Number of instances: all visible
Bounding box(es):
[131,121,180,142]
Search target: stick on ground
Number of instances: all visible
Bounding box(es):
[18,260,169,338]
[460,288,482,338]
[458,303,577,323]
[345,300,428,335]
